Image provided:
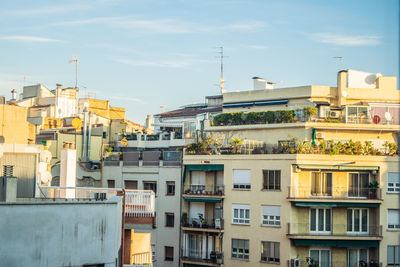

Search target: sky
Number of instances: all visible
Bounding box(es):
[0,0,398,124]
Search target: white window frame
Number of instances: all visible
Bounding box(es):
[388,209,400,230]
[261,205,281,227]
[310,208,332,234]
[347,208,369,235]
[347,248,369,267]
[232,204,250,225]
[233,169,251,189]
[388,172,400,193]
[309,248,331,267]
[261,241,280,263]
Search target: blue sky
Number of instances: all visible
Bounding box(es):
[0,0,398,124]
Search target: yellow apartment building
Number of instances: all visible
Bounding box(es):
[180,70,400,267]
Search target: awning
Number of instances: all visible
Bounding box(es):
[313,101,331,106]
[293,239,379,248]
[183,197,222,203]
[295,202,380,208]
[223,99,288,109]
[183,164,224,184]
[296,164,379,171]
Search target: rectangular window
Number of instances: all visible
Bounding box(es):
[107,180,115,188]
[388,209,400,230]
[348,173,369,197]
[311,172,332,196]
[310,249,331,267]
[144,181,157,194]
[310,208,331,233]
[233,169,251,189]
[263,170,281,190]
[346,106,370,123]
[165,213,174,227]
[347,208,368,234]
[261,241,280,263]
[348,248,368,267]
[388,245,400,266]
[166,181,175,195]
[388,172,400,193]
[124,180,137,189]
[232,204,250,225]
[165,246,174,261]
[151,244,156,262]
[261,206,281,226]
[232,239,249,259]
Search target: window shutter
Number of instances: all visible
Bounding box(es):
[233,170,251,184]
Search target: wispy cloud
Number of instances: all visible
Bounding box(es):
[51,16,267,34]
[311,33,382,46]
[0,36,63,43]
[242,44,268,49]
[4,4,89,16]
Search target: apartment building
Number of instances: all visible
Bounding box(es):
[180,70,400,267]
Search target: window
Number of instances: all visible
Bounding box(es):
[347,209,368,234]
[261,241,280,263]
[311,172,332,196]
[151,244,156,262]
[348,248,368,267]
[166,181,175,195]
[388,172,400,193]
[107,180,115,188]
[165,213,174,227]
[263,170,281,190]
[309,249,331,267]
[261,206,281,226]
[232,204,250,225]
[233,169,251,189]
[348,173,369,197]
[232,239,249,260]
[388,245,400,266]
[144,181,157,194]
[310,208,331,233]
[388,209,400,230]
[188,234,202,258]
[165,246,174,261]
[346,106,369,123]
[190,171,206,192]
[124,180,137,189]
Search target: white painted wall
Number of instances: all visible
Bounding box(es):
[0,197,123,267]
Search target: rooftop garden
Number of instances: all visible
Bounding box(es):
[185,135,399,156]
[211,107,341,126]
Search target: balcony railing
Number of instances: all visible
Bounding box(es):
[287,223,382,237]
[125,190,155,217]
[182,218,224,230]
[184,184,225,196]
[288,186,382,200]
[181,250,223,265]
[39,186,118,200]
[286,260,381,267]
[131,251,152,265]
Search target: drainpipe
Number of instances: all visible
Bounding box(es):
[82,108,88,160]
[87,112,92,162]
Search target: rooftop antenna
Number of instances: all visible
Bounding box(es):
[69,56,79,89]
[333,56,343,70]
[214,46,228,92]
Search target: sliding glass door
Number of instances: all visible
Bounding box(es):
[311,172,332,197]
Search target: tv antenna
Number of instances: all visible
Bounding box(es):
[333,56,343,70]
[214,46,228,91]
[69,56,79,89]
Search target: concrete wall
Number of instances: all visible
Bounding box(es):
[0,104,35,144]
[0,197,123,267]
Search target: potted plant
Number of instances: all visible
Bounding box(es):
[216,252,223,264]
[306,257,318,267]
[198,214,206,228]
[181,212,189,226]
[368,181,379,199]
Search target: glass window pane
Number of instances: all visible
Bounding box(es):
[269,171,274,188]
[362,209,368,232]
[276,171,281,190]
[320,250,330,267]
[388,246,394,264]
[347,209,353,231]
[325,209,331,231]
[245,209,250,219]
[310,209,316,231]
[318,208,324,231]
[310,250,319,261]
[354,210,360,232]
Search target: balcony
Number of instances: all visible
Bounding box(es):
[181,251,223,267]
[103,151,182,167]
[287,223,382,240]
[286,260,381,267]
[183,184,225,199]
[181,218,224,233]
[124,190,156,226]
[288,186,382,202]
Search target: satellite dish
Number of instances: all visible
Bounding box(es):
[341,90,347,98]
[385,112,392,121]
[72,118,82,130]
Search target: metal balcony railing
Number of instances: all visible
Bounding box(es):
[39,186,118,200]
[131,251,152,265]
[181,218,224,230]
[287,223,382,236]
[183,184,225,196]
[125,190,155,217]
[288,186,381,200]
[181,250,223,265]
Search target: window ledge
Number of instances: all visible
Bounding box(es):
[387,229,400,231]
[232,258,250,262]
[260,260,280,265]
[260,224,281,228]
[232,189,251,191]
[232,223,251,227]
[386,192,400,194]
[261,189,281,192]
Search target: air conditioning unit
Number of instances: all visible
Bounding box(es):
[92,192,107,200]
[315,132,324,139]
[215,218,221,229]
[329,111,340,118]
[290,258,301,267]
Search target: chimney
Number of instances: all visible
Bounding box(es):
[11,89,17,100]
[56,83,63,89]
[145,115,153,133]
[0,165,17,202]
[337,70,347,107]
[59,142,76,198]
[252,77,275,90]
